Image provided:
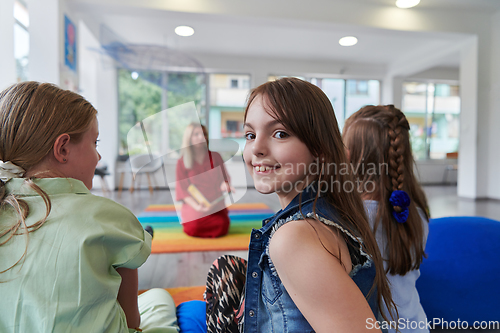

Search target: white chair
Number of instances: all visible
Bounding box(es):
[128,154,164,194]
[94,163,111,195]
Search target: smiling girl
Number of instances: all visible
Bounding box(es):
[205,77,395,333]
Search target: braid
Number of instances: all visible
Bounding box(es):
[343,104,429,275]
[387,109,408,213]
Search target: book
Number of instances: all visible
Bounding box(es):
[187,184,228,208]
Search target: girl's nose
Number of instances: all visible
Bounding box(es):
[252,137,267,156]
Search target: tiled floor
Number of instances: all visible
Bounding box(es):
[424,186,500,220]
[92,185,500,332]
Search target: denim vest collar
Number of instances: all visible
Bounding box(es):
[260,181,320,232]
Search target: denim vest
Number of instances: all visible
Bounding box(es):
[243,184,379,333]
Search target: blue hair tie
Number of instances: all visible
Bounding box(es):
[389,190,410,223]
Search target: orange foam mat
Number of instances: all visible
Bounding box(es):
[139,286,205,307]
[151,233,251,254]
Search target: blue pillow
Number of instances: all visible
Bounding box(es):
[416,216,500,324]
[176,300,207,333]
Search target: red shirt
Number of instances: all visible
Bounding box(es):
[175,151,231,237]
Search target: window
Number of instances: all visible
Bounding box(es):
[226,120,239,132]
[402,81,460,160]
[118,71,250,159]
[118,69,162,156]
[220,113,244,138]
[118,69,207,158]
[209,74,251,156]
[318,78,346,127]
[269,76,380,129]
[345,80,380,122]
[347,80,369,96]
[14,0,29,82]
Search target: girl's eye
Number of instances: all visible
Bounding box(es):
[273,131,289,139]
[245,133,255,140]
[95,139,100,147]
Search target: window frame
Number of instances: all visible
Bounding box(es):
[401,79,460,160]
[13,0,29,82]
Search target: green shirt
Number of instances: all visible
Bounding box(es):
[0,178,152,333]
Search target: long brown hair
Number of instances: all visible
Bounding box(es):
[0,81,97,274]
[181,122,209,169]
[244,77,395,321]
[343,104,430,275]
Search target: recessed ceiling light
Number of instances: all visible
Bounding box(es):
[396,0,420,9]
[175,26,194,37]
[339,36,358,47]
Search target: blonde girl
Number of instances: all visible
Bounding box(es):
[175,122,232,238]
[0,82,178,333]
[343,104,430,333]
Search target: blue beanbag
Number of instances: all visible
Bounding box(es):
[416,216,500,324]
[176,300,207,333]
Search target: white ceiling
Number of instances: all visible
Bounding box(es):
[361,0,500,11]
[70,0,500,71]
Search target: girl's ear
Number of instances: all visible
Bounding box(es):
[53,133,70,163]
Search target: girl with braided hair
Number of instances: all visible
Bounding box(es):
[343,105,430,332]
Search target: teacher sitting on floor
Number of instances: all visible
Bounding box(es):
[175,123,232,238]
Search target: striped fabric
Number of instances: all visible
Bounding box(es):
[137,203,274,253]
[205,255,247,333]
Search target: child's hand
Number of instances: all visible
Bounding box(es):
[220,181,235,193]
[196,203,211,213]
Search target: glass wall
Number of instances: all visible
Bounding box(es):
[118,72,458,162]
[209,73,250,156]
[345,80,381,122]
[402,81,460,160]
[118,71,249,158]
[118,69,162,156]
[14,0,29,82]
[269,76,381,129]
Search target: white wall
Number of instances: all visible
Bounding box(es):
[79,21,119,190]
[457,37,479,199]
[25,0,80,87]
[408,67,459,81]
[27,0,60,84]
[487,11,500,200]
[415,160,458,185]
